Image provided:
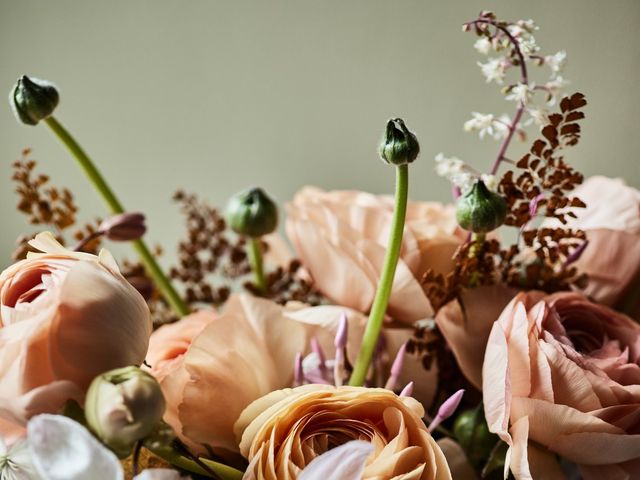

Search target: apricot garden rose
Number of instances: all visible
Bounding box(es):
[235,385,452,480]
[285,187,466,324]
[0,232,151,439]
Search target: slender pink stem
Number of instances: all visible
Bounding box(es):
[468,19,530,175]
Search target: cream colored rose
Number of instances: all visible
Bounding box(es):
[235,385,452,480]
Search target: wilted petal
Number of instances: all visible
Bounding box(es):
[27,414,123,480]
[298,440,373,480]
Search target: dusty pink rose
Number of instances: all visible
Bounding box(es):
[146,294,437,456]
[235,385,452,480]
[559,176,640,310]
[483,291,640,479]
[435,285,518,389]
[286,187,465,324]
[0,232,151,438]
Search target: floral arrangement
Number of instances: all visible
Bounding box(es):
[2,10,639,480]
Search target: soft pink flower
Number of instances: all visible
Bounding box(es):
[435,285,518,389]
[0,232,151,437]
[146,295,437,456]
[559,176,640,310]
[286,187,466,324]
[483,291,640,479]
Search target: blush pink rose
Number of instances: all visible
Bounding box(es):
[286,187,465,324]
[557,176,640,311]
[0,232,151,437]
[146,294,438,456]
[483,291,640,479]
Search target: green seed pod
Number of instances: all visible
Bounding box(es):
[456,180,507,233]
[10,75,59,125]
[379,118,420,166]
[225,187,278,238]
[453,406,499,469]
[85,366,166,458]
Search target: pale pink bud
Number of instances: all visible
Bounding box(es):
[429,389,465,431]
[384,343,406,391]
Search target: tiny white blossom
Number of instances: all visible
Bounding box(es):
[545,50,567,77]
[478,57,506,84]
[0,438,39,480]
[434,153,464,177]
[474,37,492,55]
[544,76,570,105]
[526,108,549,126]
[518,35,540,57]
[464,112,495,139]
[481,174,499,191]
[505,83,534,104]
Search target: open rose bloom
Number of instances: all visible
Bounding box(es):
[286,188,465,324]
[235,385,452,480]
[0,233,151,439]
[483,292,640,479]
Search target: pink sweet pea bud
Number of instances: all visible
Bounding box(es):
[428,389,465,431]
[311,337,327,374]
[333,313,348,387]
[384,343,407,391]
[98,212,146,241]
[399,381,414,398]
[294,352,304,387]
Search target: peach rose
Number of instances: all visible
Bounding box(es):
[146,294,438,457]
[286,187,465,324]
[483,291,640,479]
[235,384,452,480]
[556,176,640,310]
[0,232,151,437]
[435,285,518,389]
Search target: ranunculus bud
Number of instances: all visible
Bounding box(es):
[379,118,420,166]
[455,180,507,233]
[225,187,278,237]
[10,75,59,126]
[98,212,147,241]
[453,406,498,469]
[85,366,166,458]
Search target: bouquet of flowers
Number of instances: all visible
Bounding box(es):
[2,10,639,480]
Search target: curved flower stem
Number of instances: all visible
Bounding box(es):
[248,237,266,293]
[43,116,190,317]
[349,164,409,386]
[468,19,529,175]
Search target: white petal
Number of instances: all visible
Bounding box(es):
[27,415,123,480]
[299,440,374,480]
[133,469,186,480]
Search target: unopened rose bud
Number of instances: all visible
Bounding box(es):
[85,366,165,458]
[225,187,278,238]
[10,75,59,126]
[455,180,507,233]
[453,406,499,468]
[379,118,420,166]
[98,212,147,241]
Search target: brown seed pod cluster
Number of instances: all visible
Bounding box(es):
[11,149,103,259]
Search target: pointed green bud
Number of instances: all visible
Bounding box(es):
[379,118,420,166]
[225,187,278,238]
[85,366,165,458]
[10,75,59,126]
[453,406,499,469]
[456,180,507,233]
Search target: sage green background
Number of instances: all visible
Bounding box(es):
[1,1,639,268]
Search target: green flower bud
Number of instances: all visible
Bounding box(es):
[225,187,278,238]
[85,366,165,458]
[455,180,507,233]
[379,118,420,166]
[453,406,499,469]
[10,75,59,126]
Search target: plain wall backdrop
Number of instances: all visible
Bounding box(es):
[1,0,639,267]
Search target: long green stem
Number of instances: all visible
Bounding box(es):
[43,116,189,317]
[248,237,266,293]
[349,164,409,386]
